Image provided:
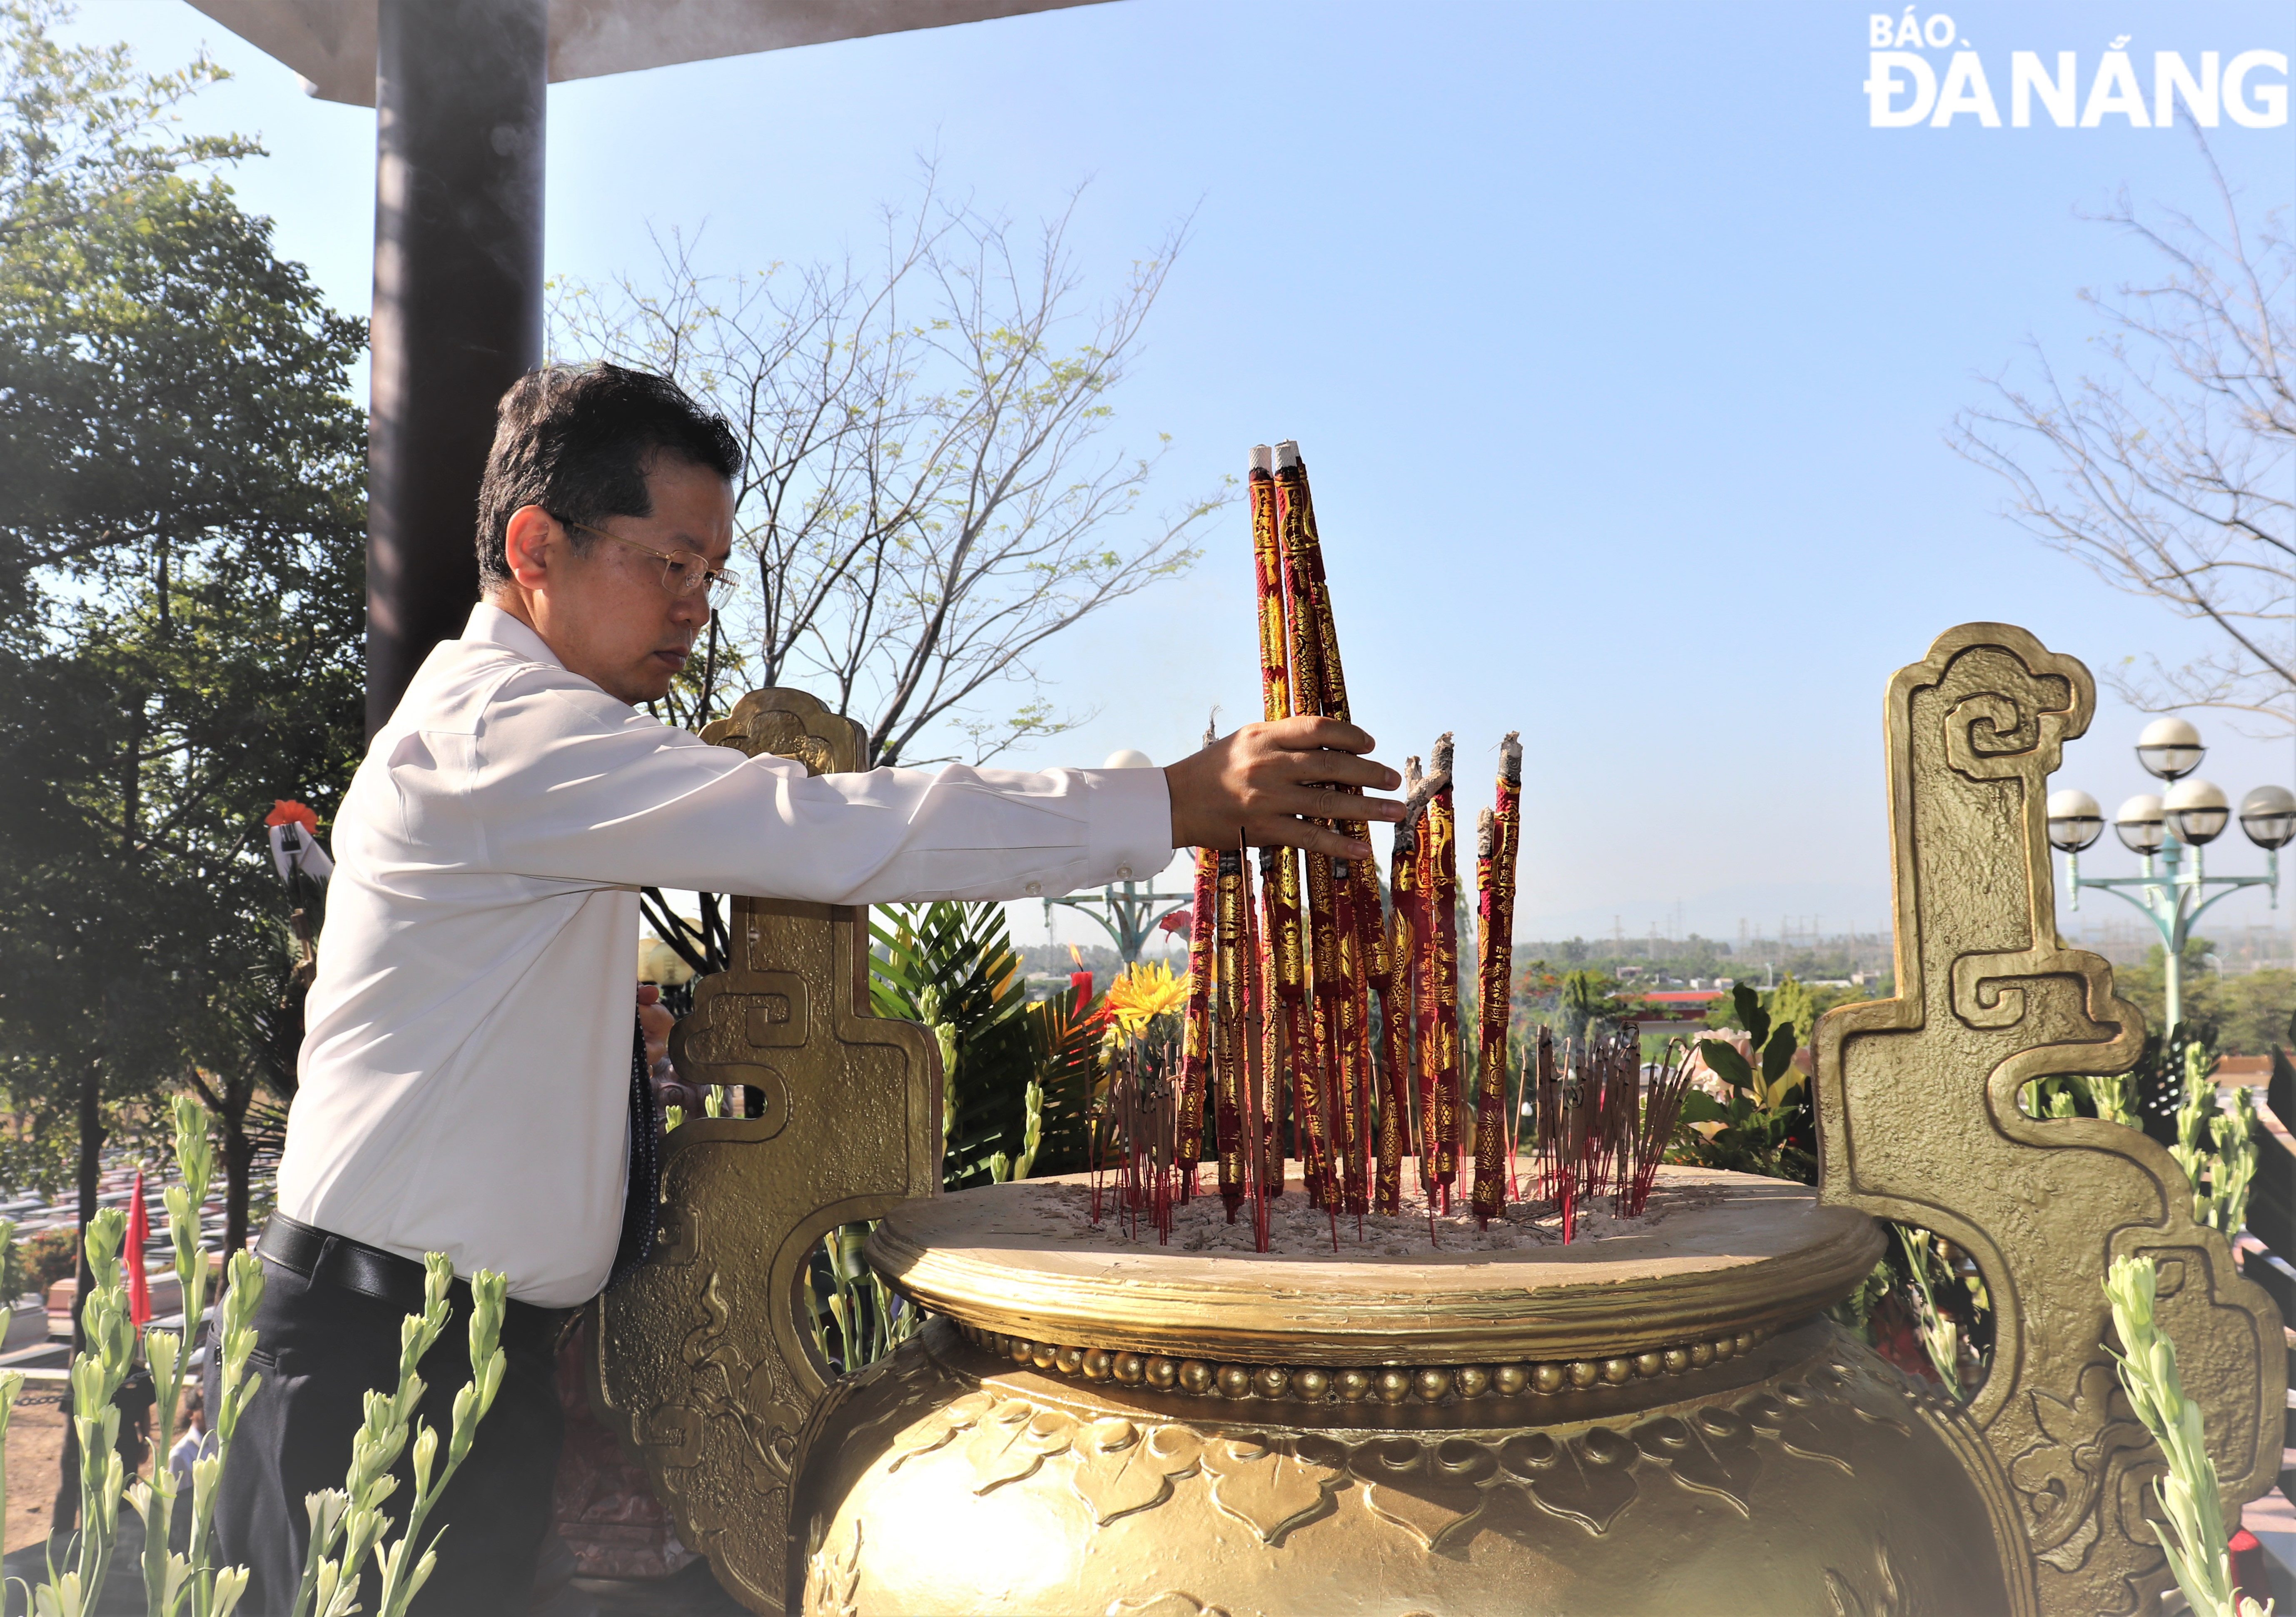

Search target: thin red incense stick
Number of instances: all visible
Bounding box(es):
[1623,1037,1694,1217]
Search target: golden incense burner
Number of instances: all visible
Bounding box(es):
[592,625,2286,1616]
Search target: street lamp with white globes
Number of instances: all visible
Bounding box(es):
[2047,717,2296,1034]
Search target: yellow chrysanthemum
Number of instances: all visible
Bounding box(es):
[1101,960,1191,1041]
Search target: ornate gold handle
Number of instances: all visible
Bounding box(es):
[1812,624,2285,1616]
[589,689,942,1613]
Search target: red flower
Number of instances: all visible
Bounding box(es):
[266,800,319,833]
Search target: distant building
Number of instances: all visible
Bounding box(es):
[1635,988,1726,1025]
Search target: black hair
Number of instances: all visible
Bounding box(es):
[474,363,743,589]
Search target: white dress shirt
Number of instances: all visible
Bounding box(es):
[278,603,1171,1306]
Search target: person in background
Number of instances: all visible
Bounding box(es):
[169,1388,212,1487]
[166,1387,214,1555]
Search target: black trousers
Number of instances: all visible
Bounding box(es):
[210,1259,567,1615]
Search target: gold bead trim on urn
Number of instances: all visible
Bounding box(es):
[955,1318,1780,1403]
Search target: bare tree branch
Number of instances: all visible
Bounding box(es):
[551,168,1229,766]
[1949,130,2293,738]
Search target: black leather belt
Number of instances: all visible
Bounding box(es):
[257,1214,578,1355]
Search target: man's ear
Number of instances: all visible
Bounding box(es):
[504,506,556,590]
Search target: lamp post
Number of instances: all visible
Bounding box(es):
[1042,750,1195,966]
[2047,717,2296,1033]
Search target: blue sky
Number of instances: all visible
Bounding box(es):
[96,0,2296,952]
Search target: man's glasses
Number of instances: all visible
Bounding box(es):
[555,517,738,601]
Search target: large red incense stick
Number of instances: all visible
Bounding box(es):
[1299,851,1339,1207]
[1177,842,1215,1195]
[1249,447,1292,723]
[1329,858,1368,1216]
[1213,847,1249,1217]
[1409,749,1447,1203]
[1254,844,1289,1198]
[1274,439,1376,1214]
[1424,735,1463,1204]
[1470,734,1523,1221]
[1391,757,1433,1206]
[1238,842,1272,1248]
[1261,843,1313,1192]
[1247,448,1299,1202]
[1373,849,1415,1215]
[1273,445,1331,1205]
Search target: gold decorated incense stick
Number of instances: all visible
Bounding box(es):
[1254,844,1287,1199]
[1392,757,1433,1203]
[1330,871,1368,1215]
[1374,836,1416,1215]
[1249,445,1291,724]
[1301,848,1341,1206]
[1271,439,1381,1213]
[1260,842,1313,1193]
[1273,444,1339,1206]
[1213,847,1249,1214]
[1237,844,1272,1239]
[1422,734,1463,1200]
[1470,734,1523,1220]
[1248,444,1304,1200]
[1177,838,1215,1188]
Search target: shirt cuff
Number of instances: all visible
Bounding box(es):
[1079,766,1173,888]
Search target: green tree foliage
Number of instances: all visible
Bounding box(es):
[1510,962,1635,1041]
[550,170,1226,767]
[1674,981,1817,1183]
[0,4,365,1274]
[1699,971,1870,1034]
[868,901,1099,1189]
[0,0,251,262]
[2111,936,2296,1056]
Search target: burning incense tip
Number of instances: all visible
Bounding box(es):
[1476,805,1496,859]
[1273,439,1301,471]
[1432,731,1455,775]
[1500,730,1523,784]
[1249,444,1273,474]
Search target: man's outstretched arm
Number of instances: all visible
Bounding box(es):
[438,667,1404,904]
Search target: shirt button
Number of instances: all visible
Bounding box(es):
[1025,881,1043,897]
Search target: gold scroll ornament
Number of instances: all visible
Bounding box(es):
[1814,623,2286,1616]
[588,689,942,1613]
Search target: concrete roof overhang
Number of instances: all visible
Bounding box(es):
[180,0,1117,106]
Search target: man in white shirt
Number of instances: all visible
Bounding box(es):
[214,364,1399,1611]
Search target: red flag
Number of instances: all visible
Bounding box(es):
[126,1170,152,1329]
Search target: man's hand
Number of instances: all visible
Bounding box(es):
[1163,716,1404,858]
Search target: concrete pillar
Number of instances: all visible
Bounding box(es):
[366,0,548,734]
